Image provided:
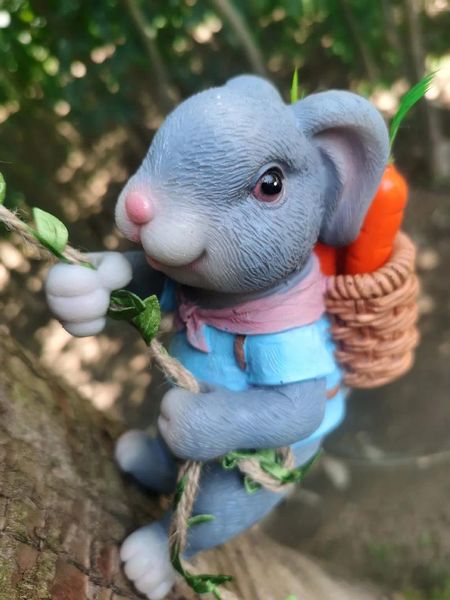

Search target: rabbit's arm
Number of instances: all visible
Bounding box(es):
[158,379,327,461]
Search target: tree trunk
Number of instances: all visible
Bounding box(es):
[0,327,149,599]
[0,327,378,599]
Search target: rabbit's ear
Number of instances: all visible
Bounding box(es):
[225,75,283,103]
[291,91,389,246]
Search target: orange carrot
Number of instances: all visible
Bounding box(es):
[342,73,434,275]
[344,163,408,274]
[314,164,408,276]
[315,242,337,275]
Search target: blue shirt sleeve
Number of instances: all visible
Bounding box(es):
[245,318,336,386]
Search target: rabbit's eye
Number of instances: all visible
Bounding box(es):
[252,168,283,202]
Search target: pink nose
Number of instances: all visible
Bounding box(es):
[125,192,154,225]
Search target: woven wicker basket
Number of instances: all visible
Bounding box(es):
[325,232,420,389]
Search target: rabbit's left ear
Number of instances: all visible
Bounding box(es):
[291,91,389,246]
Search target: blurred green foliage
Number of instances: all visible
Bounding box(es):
[0,0,449,209]
[0,0,145,136]
[0,1,421,119]
[1,0,448,125]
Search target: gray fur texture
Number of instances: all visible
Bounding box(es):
[116,74,389,295]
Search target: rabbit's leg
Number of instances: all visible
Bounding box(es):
[120,439,321,599]
[182,438,321,556]
[115,431,177,494]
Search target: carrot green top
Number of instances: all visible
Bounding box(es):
[389,72,435,155]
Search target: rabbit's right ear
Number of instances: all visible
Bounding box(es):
[291,91,389,246]
[225,75,283,103]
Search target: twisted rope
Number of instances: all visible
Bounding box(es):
[0,205,87,264]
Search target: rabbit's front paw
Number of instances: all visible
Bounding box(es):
[45,252,131,336]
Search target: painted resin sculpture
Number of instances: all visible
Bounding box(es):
[45,75,389,599]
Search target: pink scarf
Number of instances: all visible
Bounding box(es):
[176,257,326,352]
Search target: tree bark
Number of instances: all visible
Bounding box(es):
[0,327,150,599]
[0,327,378,599]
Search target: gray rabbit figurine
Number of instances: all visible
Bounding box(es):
[45,75,389,599]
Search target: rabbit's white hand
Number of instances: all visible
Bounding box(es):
[45,252,132,337]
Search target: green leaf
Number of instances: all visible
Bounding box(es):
[389,73,435,151]
[170,538,232,599]
[183,571,233,596]
[172,474,187,510]
[132,294,161,344]
[32,207,68,256]
[222,450,251,470]
[0,172,6,205]
[108,292,161,342]
[187,514,215,528]
[290,68,299,104]
[260,460,292,481]
[195,573,233,585]
[223,448,321,492]
[244,476,261,494]
[108,289,146,320]
[222,448,277,471]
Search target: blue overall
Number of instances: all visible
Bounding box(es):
[160,279,347,449]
